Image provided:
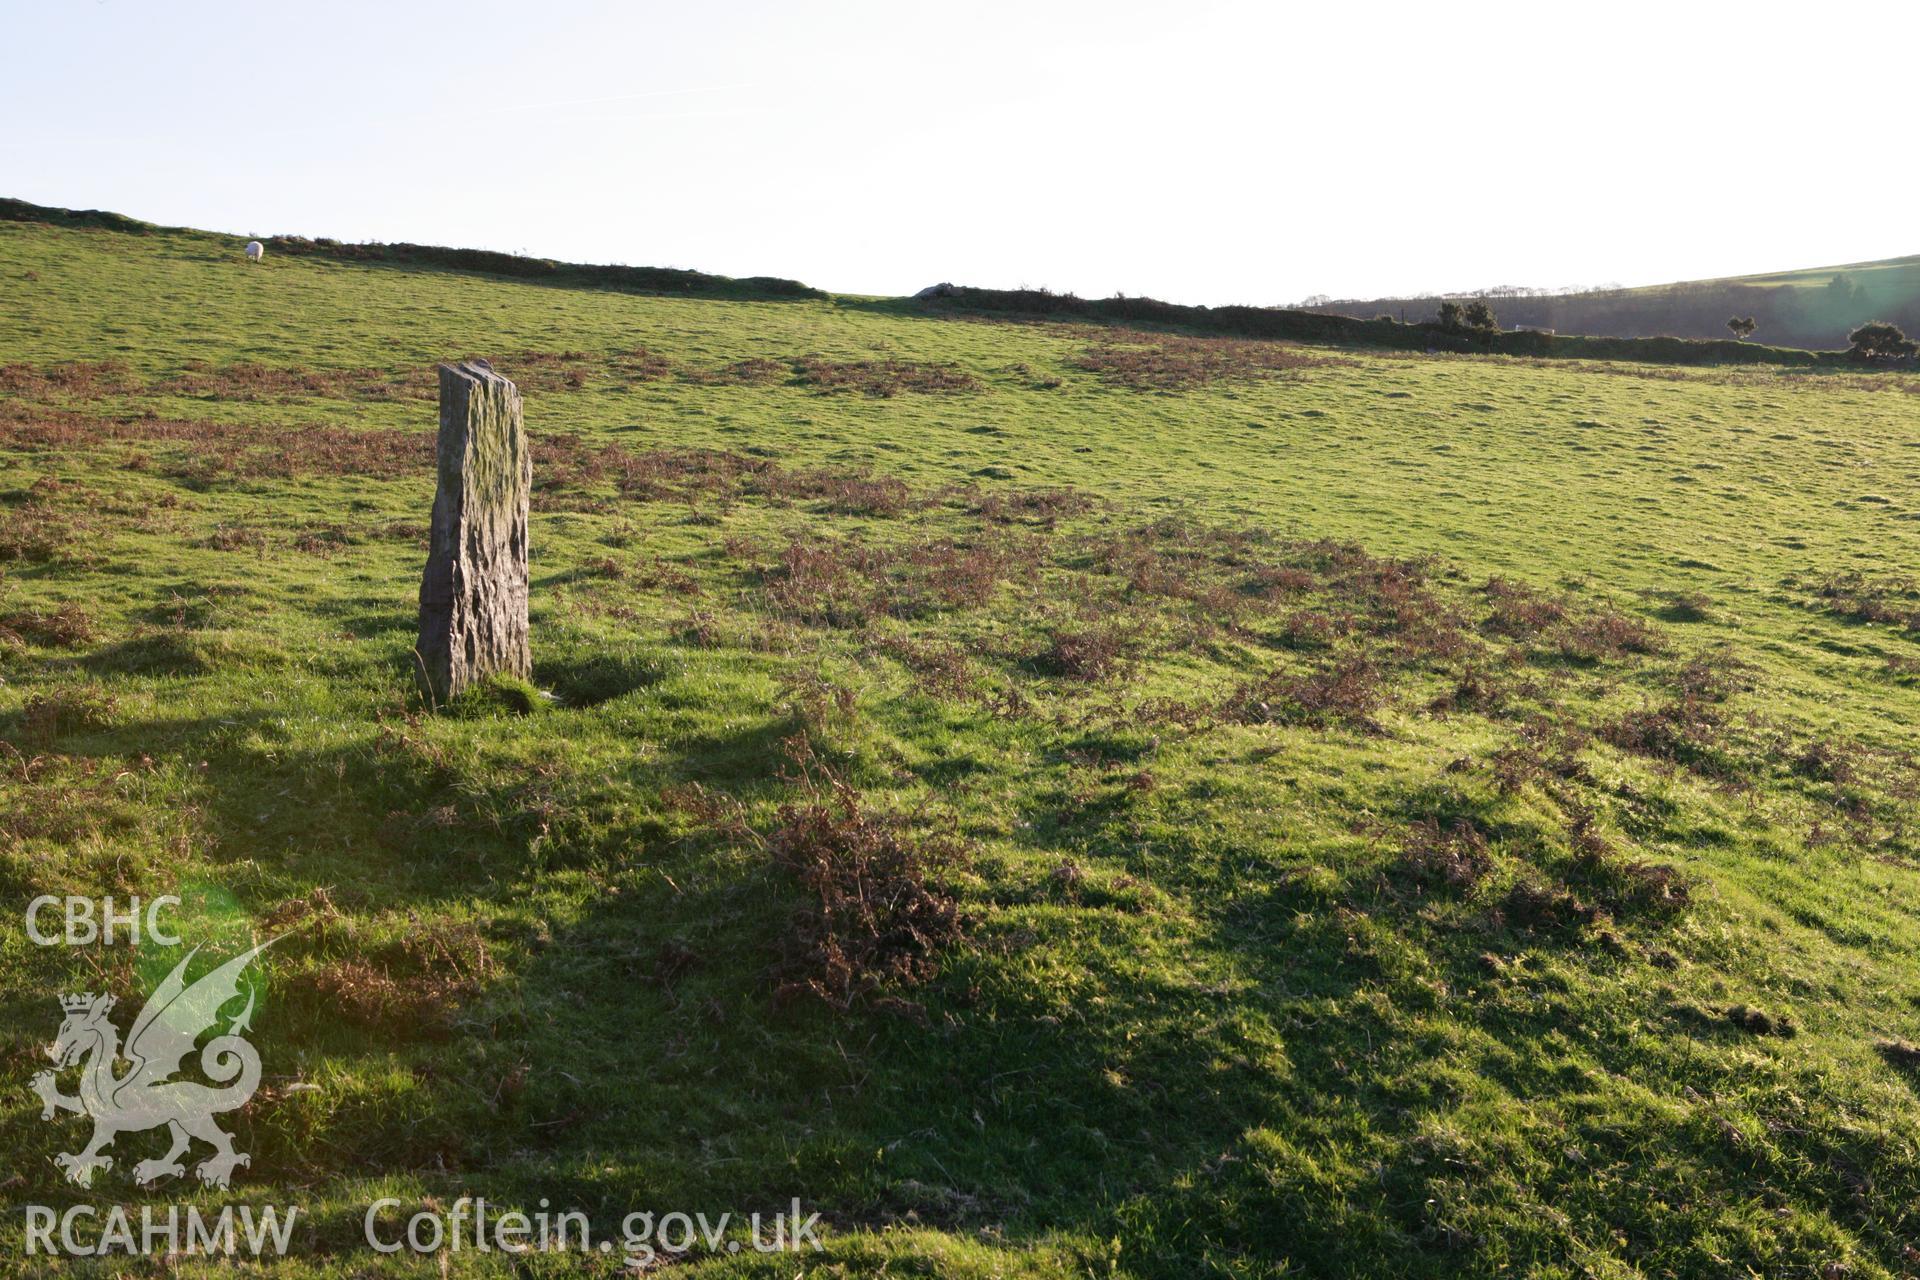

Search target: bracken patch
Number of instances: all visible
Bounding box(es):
[1221,654,1385,730]
[0,359,135,398]
[1072,330,1347,390]
[1032,621,1138,682]
[767,737,970,1014]
[1401,818,1494,891]
[793,356,981,397]
[302,919,495,1036]
[17,685,119,740]
[1791,571,1920,633]
[0,602,95,647]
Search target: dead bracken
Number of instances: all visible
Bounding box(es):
[766,737,970,1013]
[1072,330,1349,390]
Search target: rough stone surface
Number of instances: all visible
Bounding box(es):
[416,359,530,703]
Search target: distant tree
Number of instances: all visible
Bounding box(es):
[1432,299,1498,344]
[1727,316,1758,340]
[1847,322,1917,361]
[1827,272,1867,317]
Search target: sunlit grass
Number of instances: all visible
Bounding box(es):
[2,217,1919,1277]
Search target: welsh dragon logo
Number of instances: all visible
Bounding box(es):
[30,938,279,1189]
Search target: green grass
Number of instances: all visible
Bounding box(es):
[3,215,1920,1278]
[1659,252,1920,293]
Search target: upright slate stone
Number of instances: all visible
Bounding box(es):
[416,359,530,703]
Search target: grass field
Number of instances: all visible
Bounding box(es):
[1678,254,1920,294]
[3,214,1920,1277]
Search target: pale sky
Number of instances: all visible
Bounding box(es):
[4,0,1913,305]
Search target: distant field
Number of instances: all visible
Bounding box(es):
[1686,254,1920,291]
[3,215,1920,1277]
[1309,252,1920,350]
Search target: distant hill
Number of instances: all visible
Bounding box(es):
[0,196,824,301]
[1300,254,1920,349]
[9,194,1904,358]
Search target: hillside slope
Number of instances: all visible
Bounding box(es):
[2,213,1920,1277]
[1305,254,1920,350]
[0,195,823,301]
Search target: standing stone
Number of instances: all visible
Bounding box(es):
[416,359,530,703]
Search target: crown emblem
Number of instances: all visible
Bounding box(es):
[60,993,106,1014]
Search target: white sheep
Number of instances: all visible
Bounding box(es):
[245,241,264,264]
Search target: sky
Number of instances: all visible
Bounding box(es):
[4,0,1914,305]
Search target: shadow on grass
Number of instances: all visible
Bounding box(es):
[6,667,1896,1274]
